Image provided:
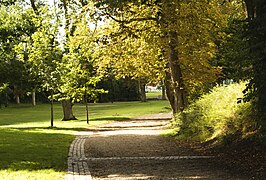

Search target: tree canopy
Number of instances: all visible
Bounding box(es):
[0,0,265,130]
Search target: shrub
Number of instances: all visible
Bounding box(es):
[173,82,257,141]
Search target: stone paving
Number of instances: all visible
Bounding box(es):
[66,137,92,180]
[65,113,244,180]
[66,113,172,180]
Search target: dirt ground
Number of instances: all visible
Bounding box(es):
[82,116,262,180]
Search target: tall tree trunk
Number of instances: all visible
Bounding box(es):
[168,31,187,113]
[138,80,147,102]
[30,0,39,15]
[161,81,167,100]
[0,93,2,108]
[4,92,8,107]
[15,94,20,104]
[50,91,54,127]
[85,88,89,124]
[32,90,36,106]
[62,99,77,121]
[253,0,266,131]
[164,70,177,115]
[245,0,266,131]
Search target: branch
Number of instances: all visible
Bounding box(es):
[105,12,157,24]
[30,0,39,15]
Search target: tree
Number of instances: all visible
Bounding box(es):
[26,9,62,126]
[212,0,266,132]
[0,2,38,105]
[242,0,266,130]
[13,0,104,123]
[90,0,231,115]
[60,20,103,121]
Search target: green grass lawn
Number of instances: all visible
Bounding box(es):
[0,100,170,179]
[146,91,162,99]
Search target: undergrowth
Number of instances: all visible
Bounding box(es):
[172,82,258,142]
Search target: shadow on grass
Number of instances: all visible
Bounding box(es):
[0,116,132,173]
[0,128,74,172]
[9,126,87,132]
[88,117,130,121]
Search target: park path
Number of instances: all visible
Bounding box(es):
[66,113,248,180]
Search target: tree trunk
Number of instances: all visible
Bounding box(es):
[4,92,8,107]
[138,80,147,102]
[168,31,187,113]
[15,94,20,104]
[161,81,167,100]
[164,70,177,115]
[0,93,2,108]
[50,91,54,127]
[30,0,39,15]
[32,90,36,106]
[62,99,77,121]
[245,0,266,131]
[85,88,89,124]
[253,0,266,131]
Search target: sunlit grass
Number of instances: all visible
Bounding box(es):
[171,82,255,141]
[0,100,170,179]
[0,169,64,180]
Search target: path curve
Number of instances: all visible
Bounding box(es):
[66,113,247,180]
[66,113,171,180]
[66,137,92,180]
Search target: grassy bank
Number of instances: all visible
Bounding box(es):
[0,100,170,179]
[171,82,257,142]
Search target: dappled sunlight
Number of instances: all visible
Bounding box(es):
[0,128,73,177]
[98,174,208,179]
[0,102,171,179]
[76,120,169,136]
[0,118,115,135]
[0,169,64,180]
[77,129,165,136]
[106,173,155,179]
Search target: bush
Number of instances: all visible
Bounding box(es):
[173,82,257,141]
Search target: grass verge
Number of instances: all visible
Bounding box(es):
[170,82,257,141]
[0,100,170,179]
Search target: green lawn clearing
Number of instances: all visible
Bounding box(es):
[0,100,170,179]
[146,91,162,99]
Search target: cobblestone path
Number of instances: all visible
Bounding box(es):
[66,113,248,180]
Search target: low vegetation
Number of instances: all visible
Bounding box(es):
[171,82,258,142]
[0,100,170,179]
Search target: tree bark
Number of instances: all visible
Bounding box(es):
[50,91,54,127]
[164,70,177,115]
[168,31,187,113]
[0,93,2,108]
[15,94,20,104]
[253,0,266,130]
[32,90,36,106]
[62,99,77,121]
[138,80,147,102]
[245,0,266,130]
[30,0,39,15]
[85,88,89,124]
[161,81,167,100]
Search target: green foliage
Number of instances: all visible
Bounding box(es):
[60,21,103,102]
[91,0,244,110]
[246,0,266,126]
[0,3,36,91]
[0,83,8,92]
[217,0,266,131]
[172,82,257,141]
[215,19,250,82]
[97,77,140,102]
